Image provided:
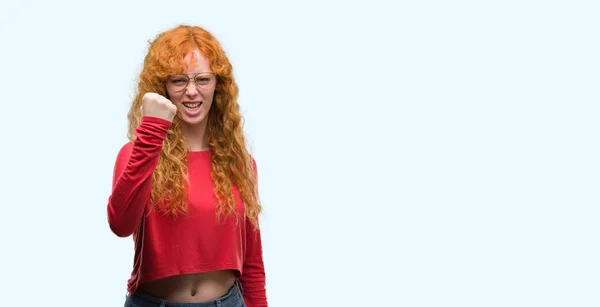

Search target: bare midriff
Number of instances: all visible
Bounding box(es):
[137,270,237,302]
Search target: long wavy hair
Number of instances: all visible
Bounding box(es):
[126,25,261,228]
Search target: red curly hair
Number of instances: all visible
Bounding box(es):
[126,25,261,228]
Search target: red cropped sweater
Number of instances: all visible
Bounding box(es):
[106,116,267,306]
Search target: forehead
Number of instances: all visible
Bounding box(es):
[183,49,211,73]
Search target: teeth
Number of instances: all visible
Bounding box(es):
[183,102,201,108]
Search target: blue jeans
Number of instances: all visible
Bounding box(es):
[124,279,246,307]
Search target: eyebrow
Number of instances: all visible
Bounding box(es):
[173,72,213,76]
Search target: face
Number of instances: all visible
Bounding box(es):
[166,49,216,127]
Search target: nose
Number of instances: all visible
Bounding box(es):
[184,80,199,96]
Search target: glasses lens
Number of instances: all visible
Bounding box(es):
[167,75,188,92]
[167,73,216,91]
[195,73,216,90]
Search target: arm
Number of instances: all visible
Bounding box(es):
[241,220,268,306]
[240,157,268,306]
[107,116,172,237]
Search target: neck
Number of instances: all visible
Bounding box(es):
[181,120,210,152]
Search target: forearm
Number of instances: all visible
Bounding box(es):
[107,116,171,237]
[241,222,268,306]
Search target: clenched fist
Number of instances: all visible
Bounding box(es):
[141,92,178,122]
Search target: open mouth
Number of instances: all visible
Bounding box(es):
[183,102,202,109]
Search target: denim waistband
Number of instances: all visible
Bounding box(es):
[127,278,244,307]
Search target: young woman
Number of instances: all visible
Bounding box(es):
[107,25,267,307]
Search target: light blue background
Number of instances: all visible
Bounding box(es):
[0,1,598,306]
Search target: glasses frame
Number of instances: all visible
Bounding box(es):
[165,72,218,92]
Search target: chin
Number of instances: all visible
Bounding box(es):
[179,113,208,126]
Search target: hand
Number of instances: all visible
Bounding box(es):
[140,92,178,122]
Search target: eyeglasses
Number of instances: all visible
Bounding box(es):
[166,72,217,92]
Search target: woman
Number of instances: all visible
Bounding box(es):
[107,25,267,307]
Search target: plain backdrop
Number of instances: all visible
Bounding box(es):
[0,0,598,306]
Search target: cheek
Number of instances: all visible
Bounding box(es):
[201,90,216,105]
[167,91,183,103]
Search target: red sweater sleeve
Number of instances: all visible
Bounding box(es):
[107,116,172,237]
[241,220,268,306]
[240,157,268,306]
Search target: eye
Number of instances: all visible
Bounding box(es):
[170,78,187,85]
[195,77,210,84]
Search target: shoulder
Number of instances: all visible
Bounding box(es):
[114,141,134,163]
[118,141,134,156]
[249,154,257,171]
[111,141,134,177]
